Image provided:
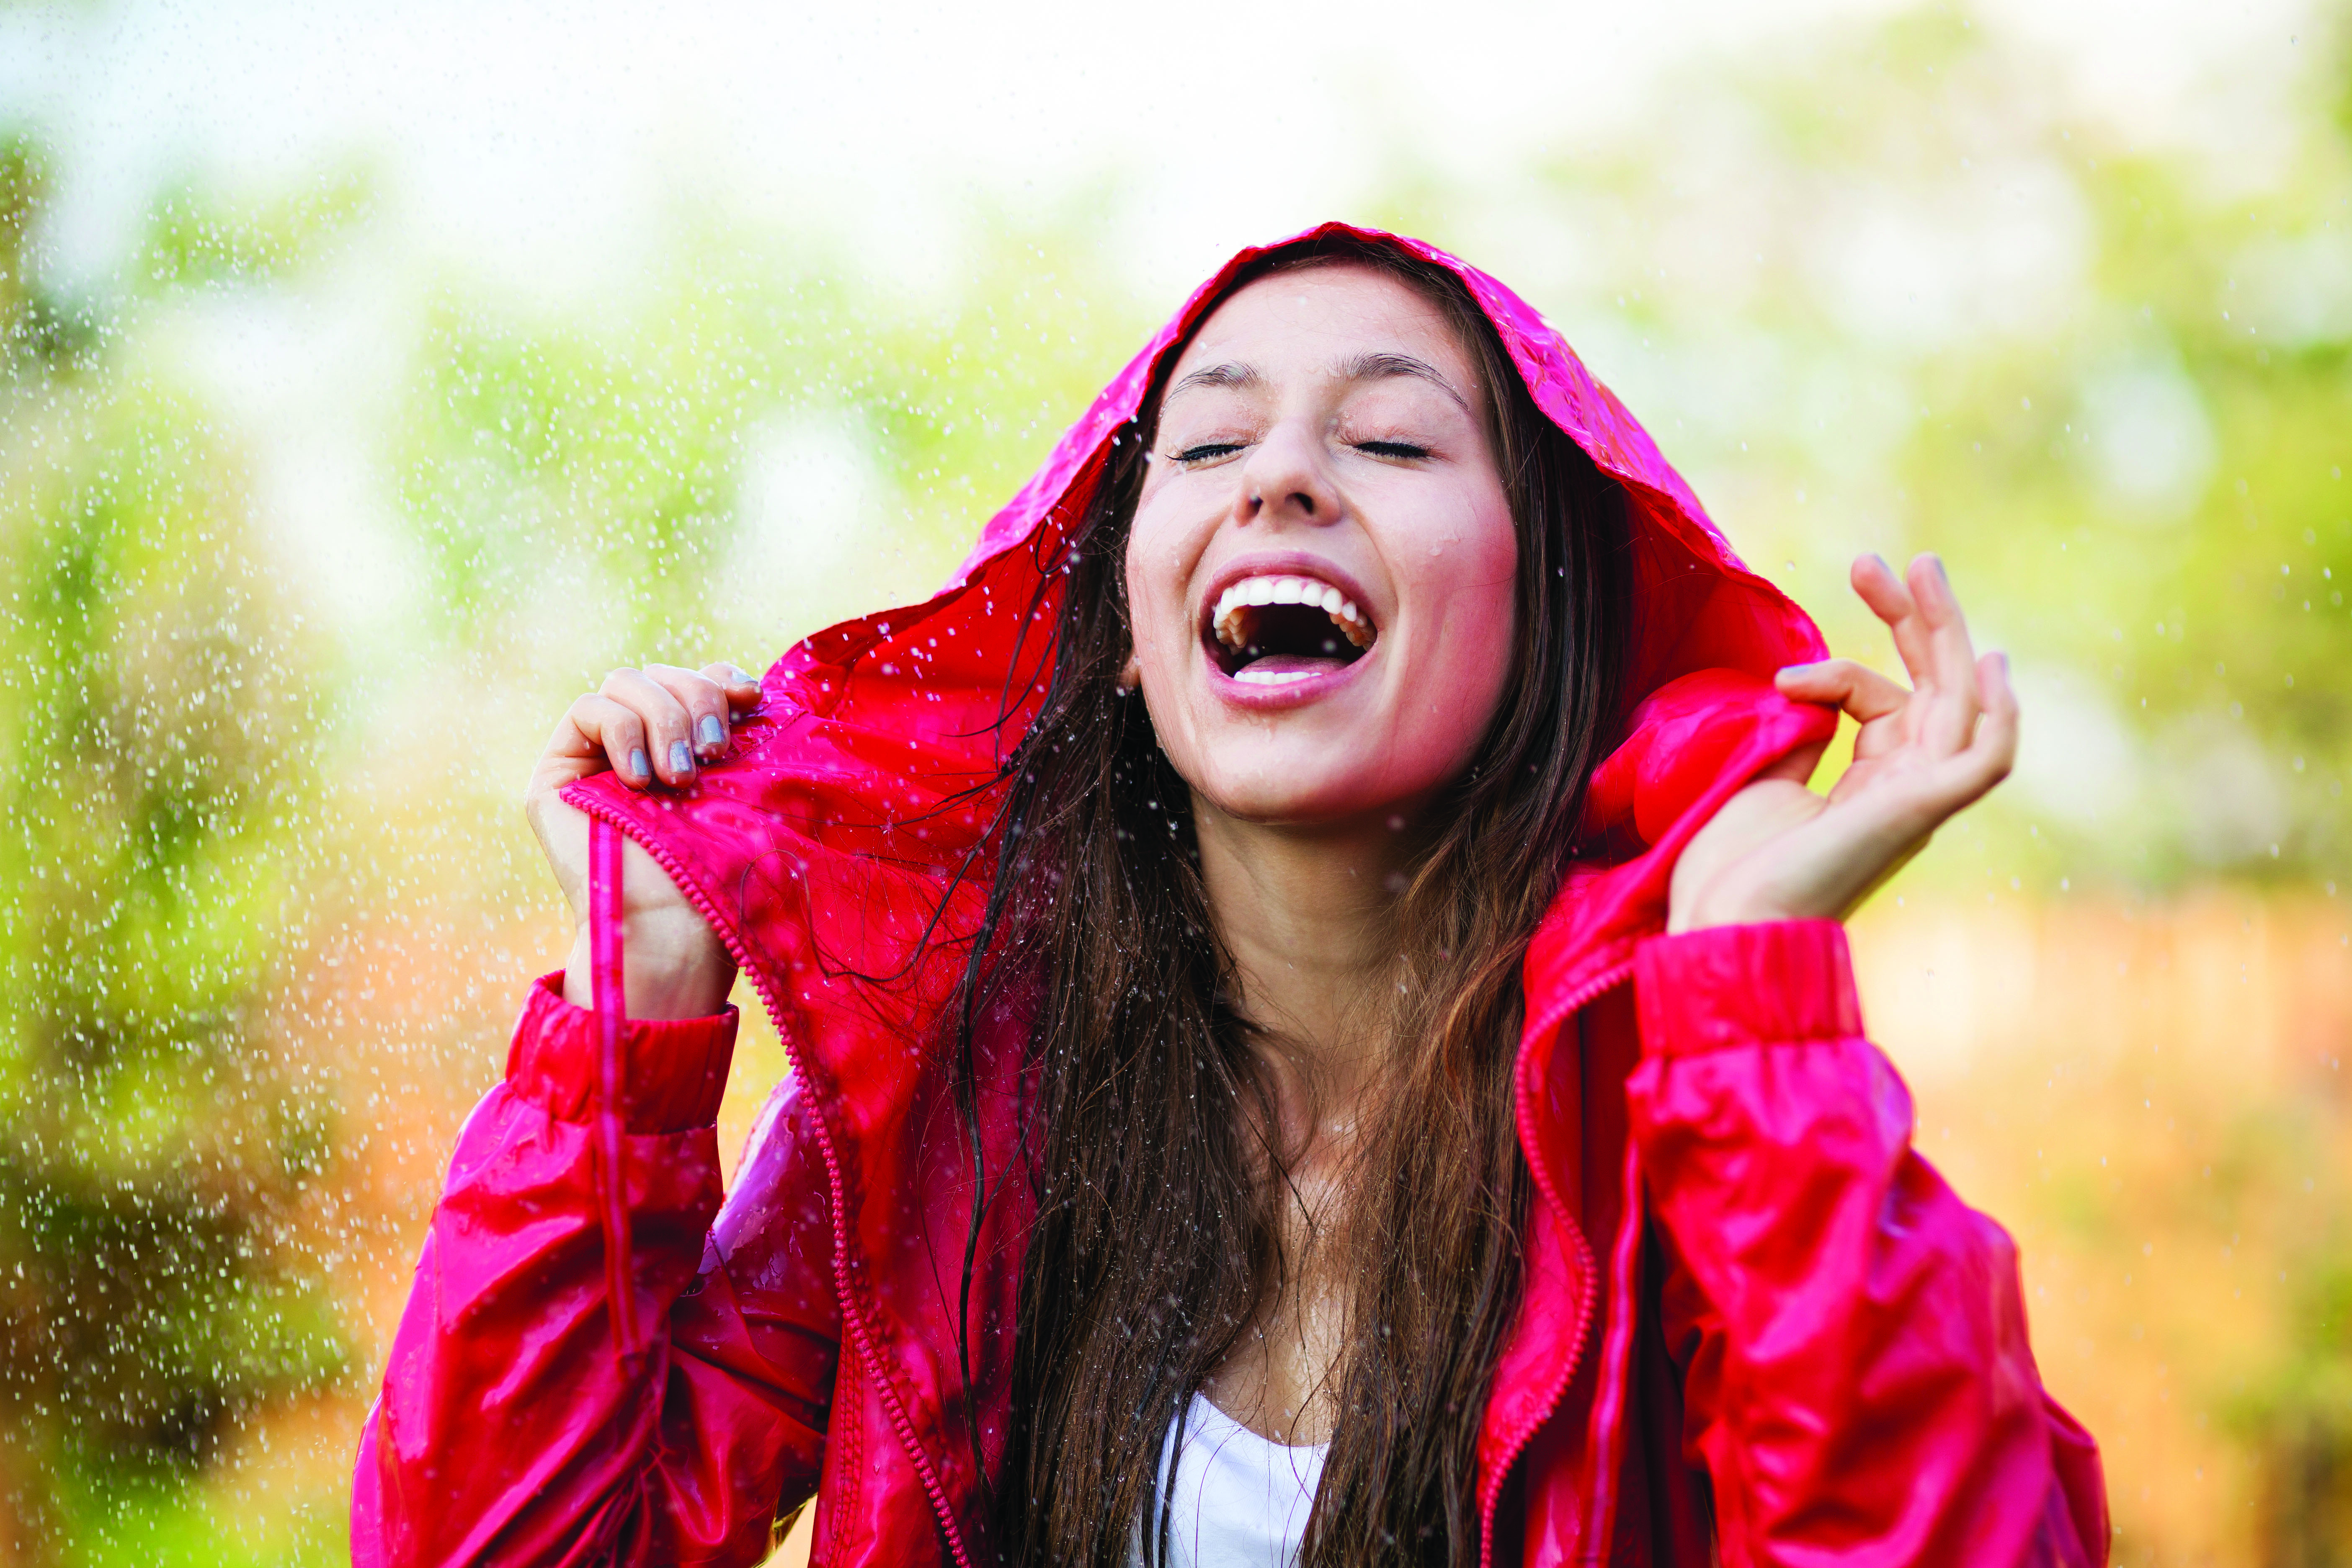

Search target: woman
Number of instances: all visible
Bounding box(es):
[353,226,2108,1567]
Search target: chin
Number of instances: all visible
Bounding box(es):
[1189,754,1421,830]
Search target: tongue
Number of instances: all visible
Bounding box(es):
[1234,653,1350,684]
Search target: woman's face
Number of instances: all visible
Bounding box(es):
[1124,264,1519,830]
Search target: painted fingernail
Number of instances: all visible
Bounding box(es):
[627,747,650,780]
[698,714,725,751]
[668,740,694,778]
[728,665,756,686]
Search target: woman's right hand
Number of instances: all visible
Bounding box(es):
[524,662,764,1019]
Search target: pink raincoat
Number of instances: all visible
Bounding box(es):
[353,225,2109,1566]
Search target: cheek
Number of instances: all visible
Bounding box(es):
[1428,501,1519,686]
[1122,501,1204,692]
[1396,498,1519,767]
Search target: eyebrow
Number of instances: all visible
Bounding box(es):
[1165,352,1473,415]
[1336,351,1473,415]
[1167,361,1262,399]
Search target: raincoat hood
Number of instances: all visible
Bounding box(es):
[560,222,1841,1560]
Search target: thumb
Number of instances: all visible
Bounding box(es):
[1755,738,1828,787]
[523,785,592,923]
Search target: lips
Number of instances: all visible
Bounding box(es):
[1200,567,1379,684]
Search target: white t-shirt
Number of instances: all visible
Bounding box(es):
[1131,1393,1329,1568]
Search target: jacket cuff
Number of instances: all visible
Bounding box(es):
[504,972,739,1133]
[1633,920,1863,1057]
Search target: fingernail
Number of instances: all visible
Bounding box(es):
[729,665,756,686]
[627,747,650,780]
[668,740,694,778]
[697,714,725,751]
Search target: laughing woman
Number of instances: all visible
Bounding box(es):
[354,227,2107,1568]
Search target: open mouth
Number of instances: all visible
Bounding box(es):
[1205,573,1377,686]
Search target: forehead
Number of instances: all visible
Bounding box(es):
[1164,262,1477,389]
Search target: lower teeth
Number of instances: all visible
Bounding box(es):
[1235,668,1315,686]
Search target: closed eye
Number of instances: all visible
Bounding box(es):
[1172,441,1248,464]
[1356,440,1431,461]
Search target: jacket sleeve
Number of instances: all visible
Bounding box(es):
[1626,921,2109,1568]
[352,973,843,1568]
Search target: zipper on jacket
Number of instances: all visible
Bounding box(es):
[565,790,980,1568]
[1478,959,1634,1568]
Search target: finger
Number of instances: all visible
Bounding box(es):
[1956,649,2018,793]
[1845,708,1914,764]
[1850,554,1936,684]
[1896,650,2018,821]
[1906,555,1983,756]
[543,694,653,790]
[645,662,734,760]
[703,662,763,715]
[602,667,699,786]
[1775,657,1911,724]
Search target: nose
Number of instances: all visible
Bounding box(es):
[1232,418,1340,529]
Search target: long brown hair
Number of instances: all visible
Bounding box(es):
[961,235,1629,1566]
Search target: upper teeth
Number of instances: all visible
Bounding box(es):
[1211,575,1373,651]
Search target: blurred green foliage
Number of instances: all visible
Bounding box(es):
[0,135,343,1560]
[1371,8,2352,892]
[2244,1251,2352,1563]
[385,224,1138,663]
[141,165,375,292]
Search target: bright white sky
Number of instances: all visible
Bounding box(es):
[0,0,2317,301]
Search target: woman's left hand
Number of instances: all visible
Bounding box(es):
[1667,552,2019,934]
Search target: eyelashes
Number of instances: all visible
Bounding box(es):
[1165,439,1434,465]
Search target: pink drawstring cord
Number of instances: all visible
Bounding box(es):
[589,816,641,1366]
